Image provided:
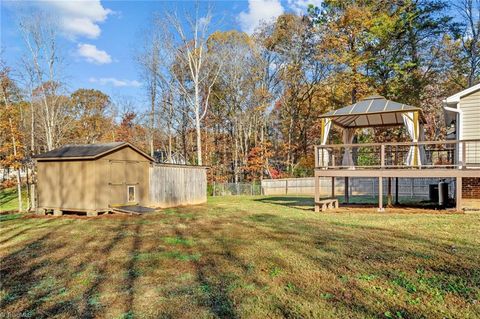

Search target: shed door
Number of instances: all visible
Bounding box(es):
[109,161,126,205]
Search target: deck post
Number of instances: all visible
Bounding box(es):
[395,177,399,204]
[344,177,349,204]
[331,177,335,198]
[314,174,321,212]
[387,177,392,207]
[378,177,385,212]
[456,177,463,212]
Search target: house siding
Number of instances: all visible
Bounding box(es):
[459,89,480,164]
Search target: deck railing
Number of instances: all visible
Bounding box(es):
[315,139,480,169]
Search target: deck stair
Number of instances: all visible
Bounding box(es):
[315,198,339,212]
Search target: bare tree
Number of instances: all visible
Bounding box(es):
[18,12,68,151]
[456,0,480,87]
[154,5,223,165]
[135,21,162,156]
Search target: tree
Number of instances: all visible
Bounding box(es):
[0,62,24,211]
[455,0,480,87]
[70,89,114,143]
[19,12,69,151]
[264,14,330,173]
[153,5,223,165]
[136,20,162,156]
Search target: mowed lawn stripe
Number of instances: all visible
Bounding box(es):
[0,196,479,318]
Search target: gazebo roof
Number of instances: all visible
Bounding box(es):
[319,95,425,128]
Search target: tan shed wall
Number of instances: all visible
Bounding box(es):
[149,165,207,208]
[459,90,480,164]
[96,147,151,209]
[37,160,97,211]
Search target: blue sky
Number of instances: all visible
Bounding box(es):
[1,0,319,110]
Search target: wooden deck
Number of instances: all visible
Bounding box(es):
[314,139,480,211]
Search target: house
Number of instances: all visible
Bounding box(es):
[34,142,207,216]
[443,83,480,145]
[313,95,480,212]
[443,84,480,203]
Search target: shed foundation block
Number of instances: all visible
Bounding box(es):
[86,211,98,217]
[53,209,63,216]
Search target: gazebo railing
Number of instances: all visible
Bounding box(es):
[315,139,480,169]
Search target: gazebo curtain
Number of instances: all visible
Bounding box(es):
[402,111,426,166]
[342,128,355,167]
[319,118,332,167]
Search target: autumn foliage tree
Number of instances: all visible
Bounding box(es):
[0,62,25,211]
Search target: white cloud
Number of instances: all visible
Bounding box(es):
[11,0,112,39]
[287,0,323,15]
[77,44,112,64]
[89,77,141,88]
[238,0,284,34]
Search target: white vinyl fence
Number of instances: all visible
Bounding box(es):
[261,177,455,199]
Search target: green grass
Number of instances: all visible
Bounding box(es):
[0,187,28,212]
[0,195,479,318]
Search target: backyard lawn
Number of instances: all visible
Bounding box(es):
[0,196,479,318]
[0,187,28,212]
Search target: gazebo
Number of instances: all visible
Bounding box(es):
[319,95,426,168]
[314,95,478,212]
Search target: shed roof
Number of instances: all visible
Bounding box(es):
[319,95,424,128]
[34,142,154,161]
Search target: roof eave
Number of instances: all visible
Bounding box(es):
[444,83,480,104]
[34,142,155,162]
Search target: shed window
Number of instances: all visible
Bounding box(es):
[127,186,136,202]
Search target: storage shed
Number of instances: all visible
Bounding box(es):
[34,142,207,215]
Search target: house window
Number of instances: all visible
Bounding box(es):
[127,186,136,202]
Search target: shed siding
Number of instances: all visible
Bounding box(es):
[36,144,206,212]
[149,165,207,208]
[37,160,97,211]
[96,147,151,209]
[459,90,480,164]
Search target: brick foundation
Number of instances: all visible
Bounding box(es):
[463,178,480,199]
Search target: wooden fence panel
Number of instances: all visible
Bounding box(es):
[149,165,207,207]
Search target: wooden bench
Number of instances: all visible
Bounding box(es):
[315,198,339,212]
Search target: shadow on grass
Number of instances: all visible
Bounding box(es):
[255,195,454,211]
[1,202,479,318]
[183,207,480,318]
[0,217,142,319]
[173,227,239,319]
[255,196,315,211]
[0,222,70,317]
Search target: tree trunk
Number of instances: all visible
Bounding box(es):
[195,113,202,165]
[8,117,22,212]
[15,169,22,212]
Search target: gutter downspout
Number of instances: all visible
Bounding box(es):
[442,103,463,166]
